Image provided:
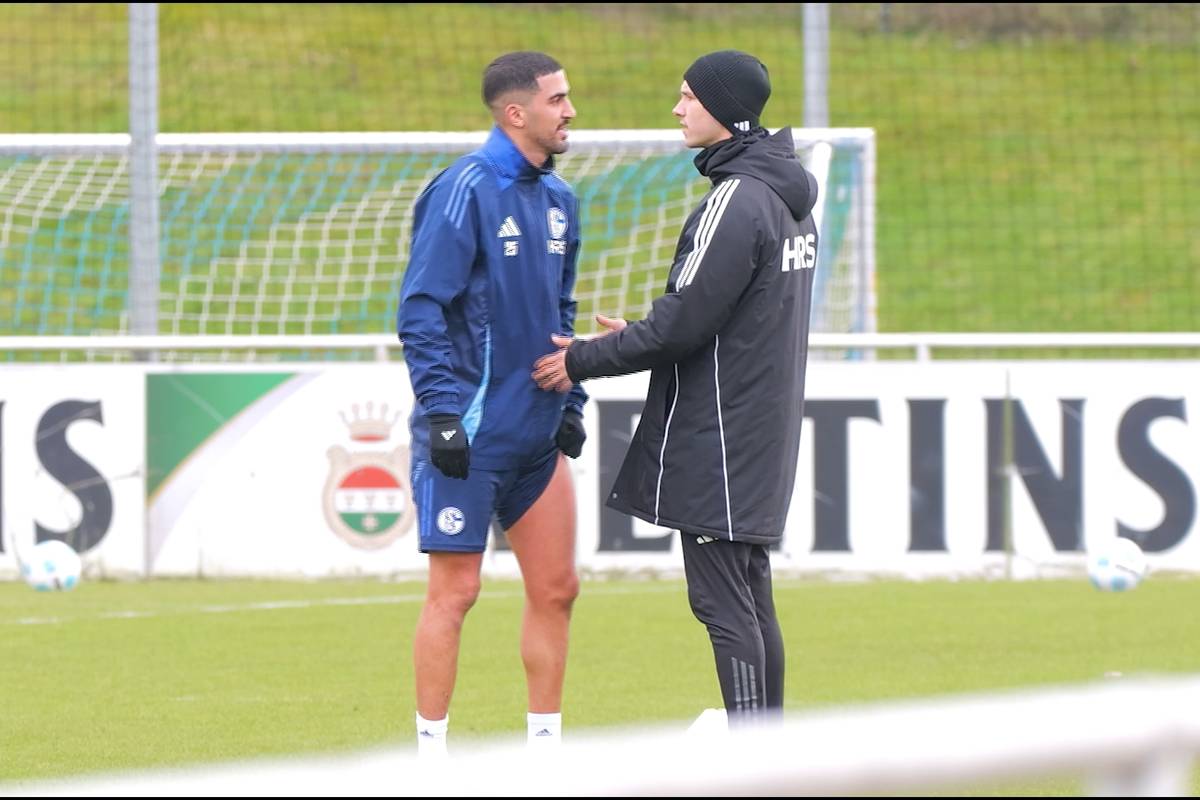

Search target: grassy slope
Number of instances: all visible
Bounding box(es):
[0,4,1195,335]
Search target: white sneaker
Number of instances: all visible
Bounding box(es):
[685,707,729,739]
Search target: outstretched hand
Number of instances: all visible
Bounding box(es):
[532,315,628,393]
[532,340,574,393]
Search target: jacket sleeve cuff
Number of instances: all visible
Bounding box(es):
[565,341,584,383]
[565,385,587,416]
[419,393,460,417]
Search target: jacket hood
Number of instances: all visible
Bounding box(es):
[693,127,818,221]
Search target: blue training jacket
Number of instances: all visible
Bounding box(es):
[398,126,588,470]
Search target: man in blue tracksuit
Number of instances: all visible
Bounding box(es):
[397,51,586,756]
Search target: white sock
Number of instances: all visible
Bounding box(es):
[416,712,448,758]
[527,712,562,748]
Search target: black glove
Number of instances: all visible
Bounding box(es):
[429,413,469,479]
[555,409,586,459]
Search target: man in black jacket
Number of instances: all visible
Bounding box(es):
[532,50,819,725]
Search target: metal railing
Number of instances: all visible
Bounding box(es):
[4,332,1200,363]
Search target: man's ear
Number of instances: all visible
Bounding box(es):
[505,101,526,129]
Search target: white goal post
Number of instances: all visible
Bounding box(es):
[0,129,875,344]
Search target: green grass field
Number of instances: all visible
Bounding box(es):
[0,4,1196,340]
[3,575,1200,794]
[2,6,1198,792]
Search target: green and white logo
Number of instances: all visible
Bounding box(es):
[323,403,413,550]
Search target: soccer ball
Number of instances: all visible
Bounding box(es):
[1087,537,1147,592]
[20,539,83,592]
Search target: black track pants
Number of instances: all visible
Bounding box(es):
[680,532,784,724]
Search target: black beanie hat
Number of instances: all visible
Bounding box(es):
[683,50,771,136]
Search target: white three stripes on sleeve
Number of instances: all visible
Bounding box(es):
[677,178,741,289]
[444,163,484,230]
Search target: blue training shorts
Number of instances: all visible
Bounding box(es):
[412,447,559,553]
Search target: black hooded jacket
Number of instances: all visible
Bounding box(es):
[566,128,819,544]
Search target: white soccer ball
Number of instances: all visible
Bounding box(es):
[1087,537,1147,592]
[20,539,83,592]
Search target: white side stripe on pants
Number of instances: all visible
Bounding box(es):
[730,656,759,713]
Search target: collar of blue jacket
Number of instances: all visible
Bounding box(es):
[482,126,556,191]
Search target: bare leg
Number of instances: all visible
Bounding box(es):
[414,550,484,720]
[505,455,579,713]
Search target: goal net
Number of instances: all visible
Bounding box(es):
[0,129,874,350]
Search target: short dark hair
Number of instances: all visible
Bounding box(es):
[482,51,563,108]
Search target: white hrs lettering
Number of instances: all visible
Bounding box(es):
[780,233,816,272]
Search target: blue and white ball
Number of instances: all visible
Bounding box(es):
[1087,537,1147,592]
[20,540,83,592]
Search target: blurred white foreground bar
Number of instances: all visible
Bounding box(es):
[7,675,1200,797]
